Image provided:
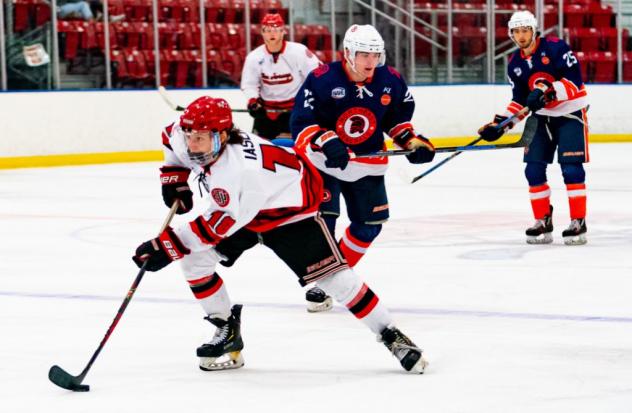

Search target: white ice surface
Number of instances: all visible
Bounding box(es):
[1,144,631,413]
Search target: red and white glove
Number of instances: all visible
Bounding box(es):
[132,227,190,272]
[160,166,193,214]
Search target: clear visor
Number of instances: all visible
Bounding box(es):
[183,129,222,166]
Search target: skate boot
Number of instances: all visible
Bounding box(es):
[379,326,428,374]
[305,286,333,313]
[526,205,554,244]
[562,218,587,245]
[197,304,244,371]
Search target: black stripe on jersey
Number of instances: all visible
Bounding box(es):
[190,273,221,295]
[193,216,218,244]
[348,288,377,316]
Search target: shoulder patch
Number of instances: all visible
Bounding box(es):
[211,188,230,207]
[546,36,560,43]
[313,63,330,78]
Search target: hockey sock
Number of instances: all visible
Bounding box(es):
[339,223,381,267]
[566,183,587,219]
[317,269,392,334]
[186,272,232,320]
[529,183,551,219]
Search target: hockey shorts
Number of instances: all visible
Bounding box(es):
[320,173,389,224]
[523,108,590,164]
[215,215,349,286]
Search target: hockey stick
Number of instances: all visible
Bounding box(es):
[158,85,248,113]
[48,203,179,392]
[410,107,534,183]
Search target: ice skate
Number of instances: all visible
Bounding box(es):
[562,218,587,245]
[379,326,428,374]
[305,286,333,313]
[526,205,553,244]
[197,304,244,371]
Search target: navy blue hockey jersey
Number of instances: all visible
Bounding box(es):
[290,61,417,181]
[506,36,588,118]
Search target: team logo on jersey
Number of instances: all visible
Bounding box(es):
[335,107,377,145]
[380,94,391,105]
[322,189,332,203]
[331,87,346,99]
[211,188,230,207]
[541,56,550,65]
[514,67,522,77]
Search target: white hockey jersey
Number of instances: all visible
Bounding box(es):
[240,41,320,112]
[161,122,323,253]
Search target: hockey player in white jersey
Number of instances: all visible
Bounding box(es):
[240,13,320,141]
[132,96,428,374]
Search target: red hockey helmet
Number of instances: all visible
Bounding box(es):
[261,13,284,28]
[179,96,232,132]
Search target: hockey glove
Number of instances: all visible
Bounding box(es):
[247,98,267,120]
[526,81,556,112]
[478,115,509,142]
[405,135,436,164]
[317,131,350,170]
[160,166,193,214]
[132,227,190,272]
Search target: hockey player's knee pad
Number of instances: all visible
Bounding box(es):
[349,222,382,243]
[316,269,362,304]
[560,162,585,184]
[524,162,548,186]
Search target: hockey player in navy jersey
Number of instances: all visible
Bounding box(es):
[478,11,589,245]
[291,24,436,311]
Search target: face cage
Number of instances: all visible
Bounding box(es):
[344,45,386,72]
[184,129,223,166]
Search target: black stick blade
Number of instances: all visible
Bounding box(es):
[48,365,90,392]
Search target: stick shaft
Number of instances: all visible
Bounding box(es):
[75,203,179,381]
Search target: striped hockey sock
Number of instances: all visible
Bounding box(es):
[186,272,232,320]
[338,226,376,267]
[317,269,392,334]
[566,183,587,219]
[529,183,551,219]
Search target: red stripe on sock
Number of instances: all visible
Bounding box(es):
[339,240,364,267]
[346,283,368,309]
[355,295,379,319]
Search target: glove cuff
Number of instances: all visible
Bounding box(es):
[158,227,190,261]
[313,130,339,148]
[160,166,191,185]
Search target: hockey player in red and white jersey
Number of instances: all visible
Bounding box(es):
[132,96,428,374]
[240,13,320,141]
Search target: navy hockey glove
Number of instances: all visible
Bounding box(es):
[405,135,436,164]
[526,81,556,112]
[478,115,509,142]
[319,133,350,170]
[247,98,267,119]
[132,227,190,272]
[160,166,193,214]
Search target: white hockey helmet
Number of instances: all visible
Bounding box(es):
[343,24,386,70]
[508,11,538,43]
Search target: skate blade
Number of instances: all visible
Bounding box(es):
[563,233,587,245]
[409,356,429,374]
[307,296,333,313]
[199,351,244,371]
[526,233,553,244]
